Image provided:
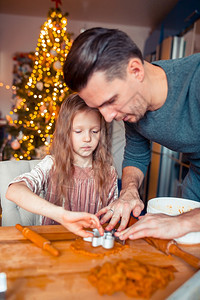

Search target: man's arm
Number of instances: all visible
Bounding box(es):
[121,165,145,216]
[96,166,144,231]
[96,122,150,231]
[115,208,200,240]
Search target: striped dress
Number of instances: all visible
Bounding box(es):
[10,155,118,225]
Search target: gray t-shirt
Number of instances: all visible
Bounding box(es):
[123,53,200,201]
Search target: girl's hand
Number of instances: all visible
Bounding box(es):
[61,211,104,238]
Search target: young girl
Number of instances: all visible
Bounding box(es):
[6,94,118,237]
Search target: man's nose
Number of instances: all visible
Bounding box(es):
[98,107,117,122]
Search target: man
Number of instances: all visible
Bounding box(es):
[63,27,200,240]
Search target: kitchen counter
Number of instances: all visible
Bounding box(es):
[0,225,199,299]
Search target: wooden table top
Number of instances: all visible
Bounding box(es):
[0,225,199,300]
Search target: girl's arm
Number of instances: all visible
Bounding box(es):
[6,182,103,237]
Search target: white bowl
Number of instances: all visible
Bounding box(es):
[147,197,200,244]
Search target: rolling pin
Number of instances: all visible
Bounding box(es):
[15,224,60,257]
[144,237,200,269]
[127,217,200,269]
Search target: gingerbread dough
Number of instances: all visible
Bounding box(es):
[70,238,129,257]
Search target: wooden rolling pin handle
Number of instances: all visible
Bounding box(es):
[143,236,200,269]
[43,242,60,257]
[15,224,60,257]
[169,244,200,269]
[15,223,25,232]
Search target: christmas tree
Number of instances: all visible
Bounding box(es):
[5,5,72,160]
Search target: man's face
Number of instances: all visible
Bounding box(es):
[79,70,149,123]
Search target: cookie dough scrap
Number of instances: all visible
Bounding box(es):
[70,238,129,257]
[88,259,177,298]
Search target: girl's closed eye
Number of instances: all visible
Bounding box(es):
[92,129,100,134]
[74,130,82,133]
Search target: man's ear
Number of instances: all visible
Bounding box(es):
[127,58,144,82]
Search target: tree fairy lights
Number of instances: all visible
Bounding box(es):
[6,8,72,160]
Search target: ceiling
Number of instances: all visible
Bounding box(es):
[0,0,179,30]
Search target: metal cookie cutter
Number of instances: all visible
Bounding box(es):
[83,229,115,249]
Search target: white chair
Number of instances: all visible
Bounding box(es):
[0,160,42,226]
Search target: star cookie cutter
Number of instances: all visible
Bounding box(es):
[83,228,115,249]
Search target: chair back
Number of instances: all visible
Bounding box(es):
[0,160,42,226]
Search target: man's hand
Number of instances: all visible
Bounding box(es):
[96,186,144,231]
[61,211,104,238]
[115,213,187,240]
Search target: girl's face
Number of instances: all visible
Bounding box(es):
[71,110,101,166]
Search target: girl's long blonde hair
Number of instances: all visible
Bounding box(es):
[50,93,113,206]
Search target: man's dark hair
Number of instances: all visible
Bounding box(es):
[63,27,144,92]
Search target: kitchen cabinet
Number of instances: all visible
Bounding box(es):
[144,0,200,58]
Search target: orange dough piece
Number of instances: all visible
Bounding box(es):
[70,238,129,257]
